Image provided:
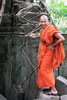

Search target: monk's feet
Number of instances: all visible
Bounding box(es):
[42,87,58,96]
[42,88,51,94]
[50,87,58,95]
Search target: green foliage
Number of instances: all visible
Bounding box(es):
[49,1,67,18]
[48,0,67,33]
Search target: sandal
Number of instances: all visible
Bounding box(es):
[43,91,58,96]
[48,92,58,96]
[42,88,51,92]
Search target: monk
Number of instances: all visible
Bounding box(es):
[37,15,65,95]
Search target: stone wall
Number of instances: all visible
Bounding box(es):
[54,34,67,77]
[8,36,39,100]
[59,34,67,77]
[0,0,13,98]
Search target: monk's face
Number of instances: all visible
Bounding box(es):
[39,16,49,28]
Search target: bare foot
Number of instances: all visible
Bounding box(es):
[50,87,58,94]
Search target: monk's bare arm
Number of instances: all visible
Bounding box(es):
[49,33,65,50]
[53,33,65,46]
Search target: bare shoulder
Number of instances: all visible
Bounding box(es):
[54,33,65,40]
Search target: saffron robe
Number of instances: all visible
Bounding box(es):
[37,24,65,88]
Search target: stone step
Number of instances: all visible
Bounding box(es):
[55,76,67,96]
[60,95,67,100]
[34,95,67,100]
[0,94,7,100]
[37,92,59,100]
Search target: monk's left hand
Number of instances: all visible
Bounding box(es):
[48,45,55,51]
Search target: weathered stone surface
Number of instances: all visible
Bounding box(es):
[37,92,59,100]
[34,99,38,100]
[8,84,25,100]
[60,95,67,100]
[5,0,12,11]
[0,94,7,100]
[55,76,67,96]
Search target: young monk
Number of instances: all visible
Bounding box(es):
[37,15,65,95]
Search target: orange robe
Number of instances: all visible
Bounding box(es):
[37,24,65,88]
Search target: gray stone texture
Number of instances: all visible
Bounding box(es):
[0,94,7,100]
[60,95,67,100]
[38,92,59,100]
[55,76,67,96]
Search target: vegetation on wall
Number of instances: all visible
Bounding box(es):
[47,0,67,33]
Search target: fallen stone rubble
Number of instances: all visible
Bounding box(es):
[34,76,67,100]
[34,92,67,100]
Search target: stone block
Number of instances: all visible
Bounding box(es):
[0,94,7,100]
[8,84,25,100]
[60,95,67,100]
[55,76,67,96]
[38,92,59,100]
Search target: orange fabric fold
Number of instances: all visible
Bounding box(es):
[37,24,65,88]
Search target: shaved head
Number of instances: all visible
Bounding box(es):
[40,15,48,21]
[39,15,49,28]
